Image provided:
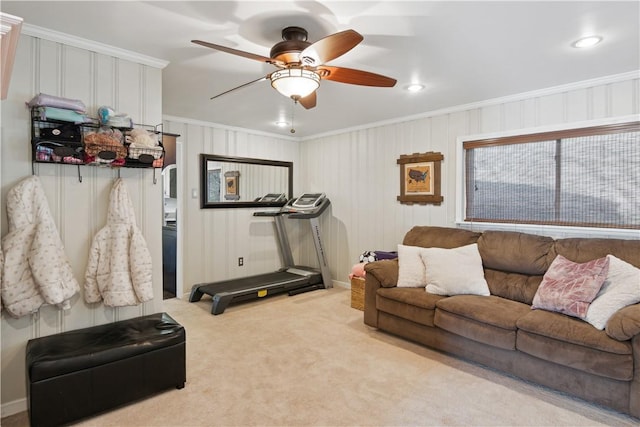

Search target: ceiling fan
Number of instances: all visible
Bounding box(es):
[192,26,397,109]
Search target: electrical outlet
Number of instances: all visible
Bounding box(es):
[238,257,244,266]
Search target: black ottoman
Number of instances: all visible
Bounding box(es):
[26,312,186,427]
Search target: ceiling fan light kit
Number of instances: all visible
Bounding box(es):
[270,68,320,99]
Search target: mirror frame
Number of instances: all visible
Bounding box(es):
[200,154,293,209]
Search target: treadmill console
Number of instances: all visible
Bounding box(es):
[291,193,326,210]
[281,193,330,217]
[258,193,287,202]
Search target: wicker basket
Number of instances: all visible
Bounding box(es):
[350,277,365,311]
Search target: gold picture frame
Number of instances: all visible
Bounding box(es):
[397,152,444,205]
[224,170,240,200]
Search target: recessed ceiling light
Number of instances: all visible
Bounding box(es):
[572,35,603,48]
[405,83,425,93]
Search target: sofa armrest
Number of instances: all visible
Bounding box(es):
[606,303,640,341]
[363,260,398,328]
[364,259,399,287]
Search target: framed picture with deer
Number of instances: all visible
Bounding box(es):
[397,152,444,205]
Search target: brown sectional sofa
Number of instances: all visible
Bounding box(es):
[363,226,640,418]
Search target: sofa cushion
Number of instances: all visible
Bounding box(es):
[532,255,609,319]
[484,269,543,305]
[434,295,531,350]
[403,226,481,249]
[420,244,490,296]
[585,255,640,330]
[377,287,446,327]
[477,230,556,276]
[397,244,428,287]
[516,310,633,381]
[554,237,640,268]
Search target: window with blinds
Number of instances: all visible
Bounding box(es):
[463,122,640,229]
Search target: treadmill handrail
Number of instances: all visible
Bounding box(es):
[253,210,281,217]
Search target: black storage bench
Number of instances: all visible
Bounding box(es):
[26,312,186,427]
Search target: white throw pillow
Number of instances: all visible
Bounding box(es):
[397,244,429,287]
[585,254,640,330]
[420,244,490,296]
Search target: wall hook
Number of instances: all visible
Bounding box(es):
[77,165,82,183]
[153,168,157,185]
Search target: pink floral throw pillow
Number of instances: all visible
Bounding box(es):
[532,255,610,319]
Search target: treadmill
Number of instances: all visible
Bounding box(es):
[189,193,332,315]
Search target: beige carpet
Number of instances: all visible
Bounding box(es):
[3,287,638,426]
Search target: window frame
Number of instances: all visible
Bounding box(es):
[456,115,640,238]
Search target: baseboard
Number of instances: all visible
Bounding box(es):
[334,280,349,289]
[1,397,27,418]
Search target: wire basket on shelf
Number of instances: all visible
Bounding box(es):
[128,146,163,160]
[84,131,127,165]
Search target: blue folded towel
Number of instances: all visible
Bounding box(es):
[38,107,87,124]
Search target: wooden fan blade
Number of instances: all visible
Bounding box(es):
[210,75,270,100]
[192,40,284,66]
[300,30,363,66]
[318,66,397,87]
[299,91,317,109]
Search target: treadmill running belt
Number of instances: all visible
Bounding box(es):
[189,270,320,315]
[201,271,302,293]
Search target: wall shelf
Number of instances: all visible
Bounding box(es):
[31,107,164,183]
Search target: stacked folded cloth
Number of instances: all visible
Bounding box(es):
[350,250,398,278]
[28,94,91,164]
[27,93,90,124]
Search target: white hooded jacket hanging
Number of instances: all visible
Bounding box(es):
[84,178,153,306]
[1,176,79,317]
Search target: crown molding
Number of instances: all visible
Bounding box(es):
[21,23,169,69]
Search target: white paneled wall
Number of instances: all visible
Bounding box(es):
[161,118,301,299]
[1,34,164,414]
[300,75,640,286]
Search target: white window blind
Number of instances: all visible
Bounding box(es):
[464,122,640,229]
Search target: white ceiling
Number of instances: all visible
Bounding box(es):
[2,1,639,138]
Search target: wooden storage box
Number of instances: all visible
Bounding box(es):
[350,276,365,311]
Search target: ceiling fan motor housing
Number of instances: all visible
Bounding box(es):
[270,26,311,64]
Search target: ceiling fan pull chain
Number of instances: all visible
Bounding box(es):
[290,100,296,134]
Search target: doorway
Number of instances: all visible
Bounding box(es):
[162,133,179,299]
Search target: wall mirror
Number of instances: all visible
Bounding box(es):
[200,154,293,208]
